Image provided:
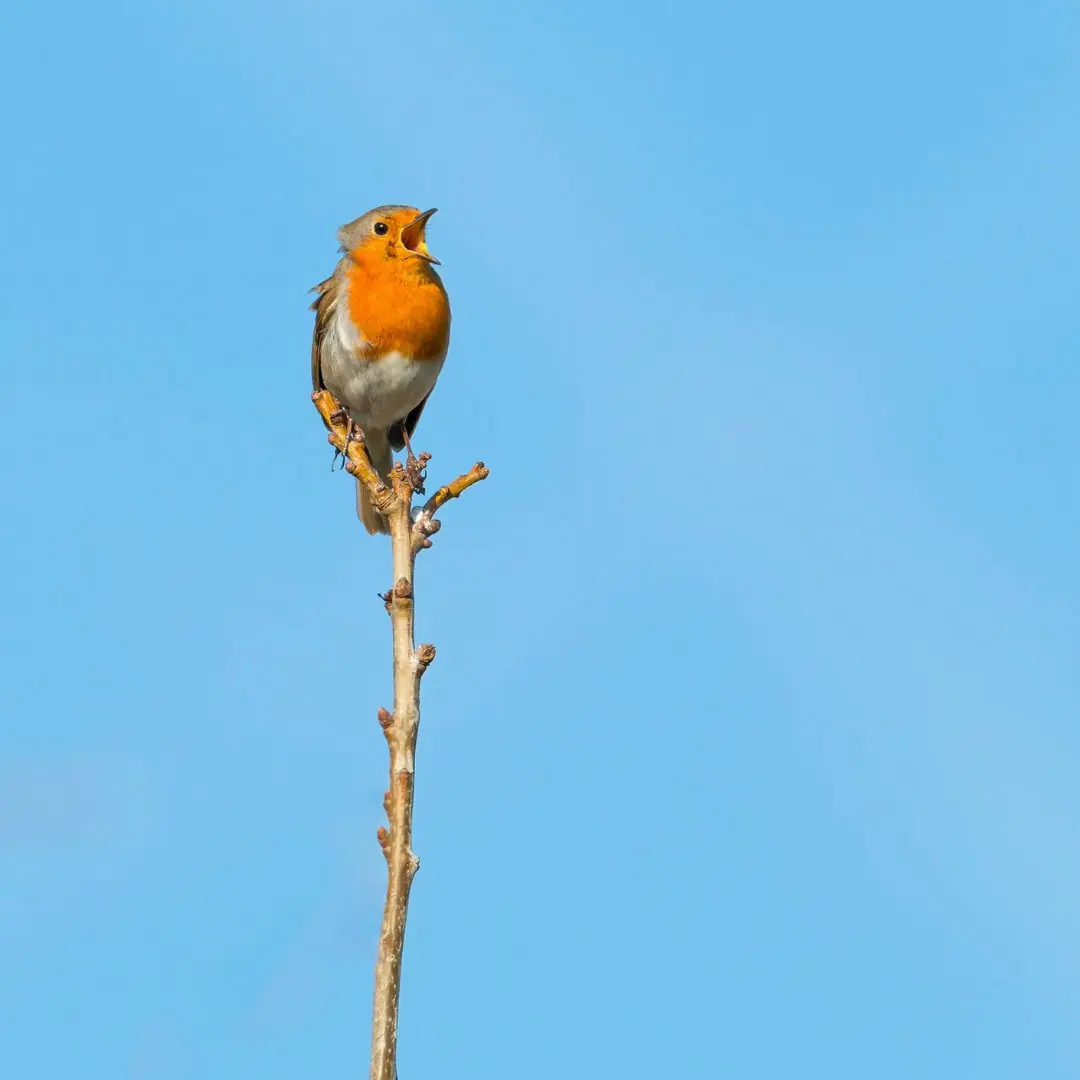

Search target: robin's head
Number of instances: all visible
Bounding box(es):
[338,205,440,268]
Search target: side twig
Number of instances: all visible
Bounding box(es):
[311,391,488,1080]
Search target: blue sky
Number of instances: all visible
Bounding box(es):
[2,1,1079,1076]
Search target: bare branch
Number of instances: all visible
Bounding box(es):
[411,462,490,553]
[311,389,398,519]
[312,392,488,1080]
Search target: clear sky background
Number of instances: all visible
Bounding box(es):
[2,2,1079,1077]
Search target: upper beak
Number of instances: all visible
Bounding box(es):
[400,208,440,264]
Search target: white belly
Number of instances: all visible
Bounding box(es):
[325,349,444,430]
[320,301,445,430]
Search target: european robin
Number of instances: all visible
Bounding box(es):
[311,205,450,533]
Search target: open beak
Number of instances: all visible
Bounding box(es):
[400,208,440,264]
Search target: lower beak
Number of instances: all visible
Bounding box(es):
[400,208,440,264]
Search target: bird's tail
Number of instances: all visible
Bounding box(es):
[356,429,393,535]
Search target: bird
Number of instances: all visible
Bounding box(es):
[310,205,451,534]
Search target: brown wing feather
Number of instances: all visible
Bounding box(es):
[309,274,336,396]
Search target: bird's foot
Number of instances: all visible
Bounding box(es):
[327,409,358,471]
[336,420,369,470]
[343,420,361,456]
[404,450,431,494]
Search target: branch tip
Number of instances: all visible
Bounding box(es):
[409,461,490,554]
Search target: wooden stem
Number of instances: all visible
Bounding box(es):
[369,487,423,1080]
[310,391,487,1080]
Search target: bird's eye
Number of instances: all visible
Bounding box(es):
[373,222,389,236]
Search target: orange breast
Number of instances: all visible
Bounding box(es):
[345,256,451,361]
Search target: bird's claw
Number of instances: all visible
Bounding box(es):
[405,451,430,494]
[343,421,359,456]
[328,413,363,471]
